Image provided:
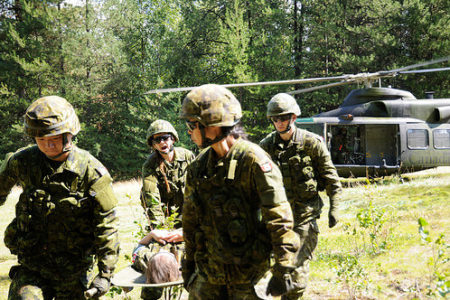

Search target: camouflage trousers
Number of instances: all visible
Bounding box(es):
[132,243,183,300]
[187,273,273,300]
[282,219,319,300]
[8,265,88,300]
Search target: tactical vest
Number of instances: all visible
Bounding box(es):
[5,187,98,277]
[3,145,119,282]
[190,147,271,284]
[261,129,325,223]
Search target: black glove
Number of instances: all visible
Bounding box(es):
[329,196,340,228]
[328,206,339,228]
[266,265,296,296]
[181,259,195,291]
[88,275,110,297]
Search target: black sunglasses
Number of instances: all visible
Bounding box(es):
[185,121,198,131]
[270,115,292,123]
[152,134,172,144]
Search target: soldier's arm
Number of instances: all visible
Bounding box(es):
[313,138,342,198]
[89,171,120,280]
[0,153,18,206]
[181,168,198,283]
[312,138,342,227]
[252,155,299,267]
[141,164,164,224]
[187,149,196,163]
[258,136,270,153]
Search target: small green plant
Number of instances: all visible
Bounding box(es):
[133,219,148,240]
[332,254,370,299]
[342,221,364,255]
[154,204,181,231]
[162,285,184,300]
[138,197,182,239]
[106,285,132,299]
[356,200,395,255]
[418,217,449,297]
[342,200,396,256]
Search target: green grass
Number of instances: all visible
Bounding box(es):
[0,171,449,299]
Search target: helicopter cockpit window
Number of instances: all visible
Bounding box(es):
[433,129,450,149]
[407,129,429,149]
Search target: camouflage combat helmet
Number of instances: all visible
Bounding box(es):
[180,84,242,127]
[146,119,179,144]
[24,96,81,137]
[266,93,301,118]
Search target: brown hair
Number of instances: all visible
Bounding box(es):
[159,158,171,194]
[145,252,181,284]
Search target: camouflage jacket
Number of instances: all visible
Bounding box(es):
[140,147,195,229]
[183,139,298,285]
[0,145,119,280]
[260,127,342,225]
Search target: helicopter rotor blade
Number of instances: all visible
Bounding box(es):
[143,56,450,95]
[144,75,355,94]
[380,56,450,74]
[143,86,196,94]
[398,67,450,74]
[288,80,353,95]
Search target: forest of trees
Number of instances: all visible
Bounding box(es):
[1,0,449,179]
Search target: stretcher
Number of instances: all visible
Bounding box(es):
[111,265,184,287]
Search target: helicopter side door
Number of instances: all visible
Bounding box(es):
[364,124,398,167]
[328,125,366,165]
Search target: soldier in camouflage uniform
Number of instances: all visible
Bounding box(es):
[137,120,194,299]
[0,96,120,299]
[140,119,195,236]
[180,84,300,299]
[260,93,342,299]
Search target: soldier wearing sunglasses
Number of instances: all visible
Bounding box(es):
[136,119,195,300]
[259,93,342,299]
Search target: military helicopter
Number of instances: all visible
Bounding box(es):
[145,57,450,177]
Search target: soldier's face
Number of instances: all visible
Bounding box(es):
[186,119,202,147]
[272,114,295,132]
[35,135,65,159]
[152,133,174,154]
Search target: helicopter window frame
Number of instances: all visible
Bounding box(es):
[407,129,429,150]
[433,129,450,149]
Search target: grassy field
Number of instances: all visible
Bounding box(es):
[0,168,449,299]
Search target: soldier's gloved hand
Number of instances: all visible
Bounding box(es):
[88,275,110,297]
[328,206,339,228]
[328,196,340,228]
[266,264,296,296]
[181,259,195,291]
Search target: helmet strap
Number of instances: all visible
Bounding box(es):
[199,124,226,148]
[277,124,291,134]
[274,115,295,134]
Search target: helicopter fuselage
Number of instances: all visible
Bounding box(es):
[295,88,450,177]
